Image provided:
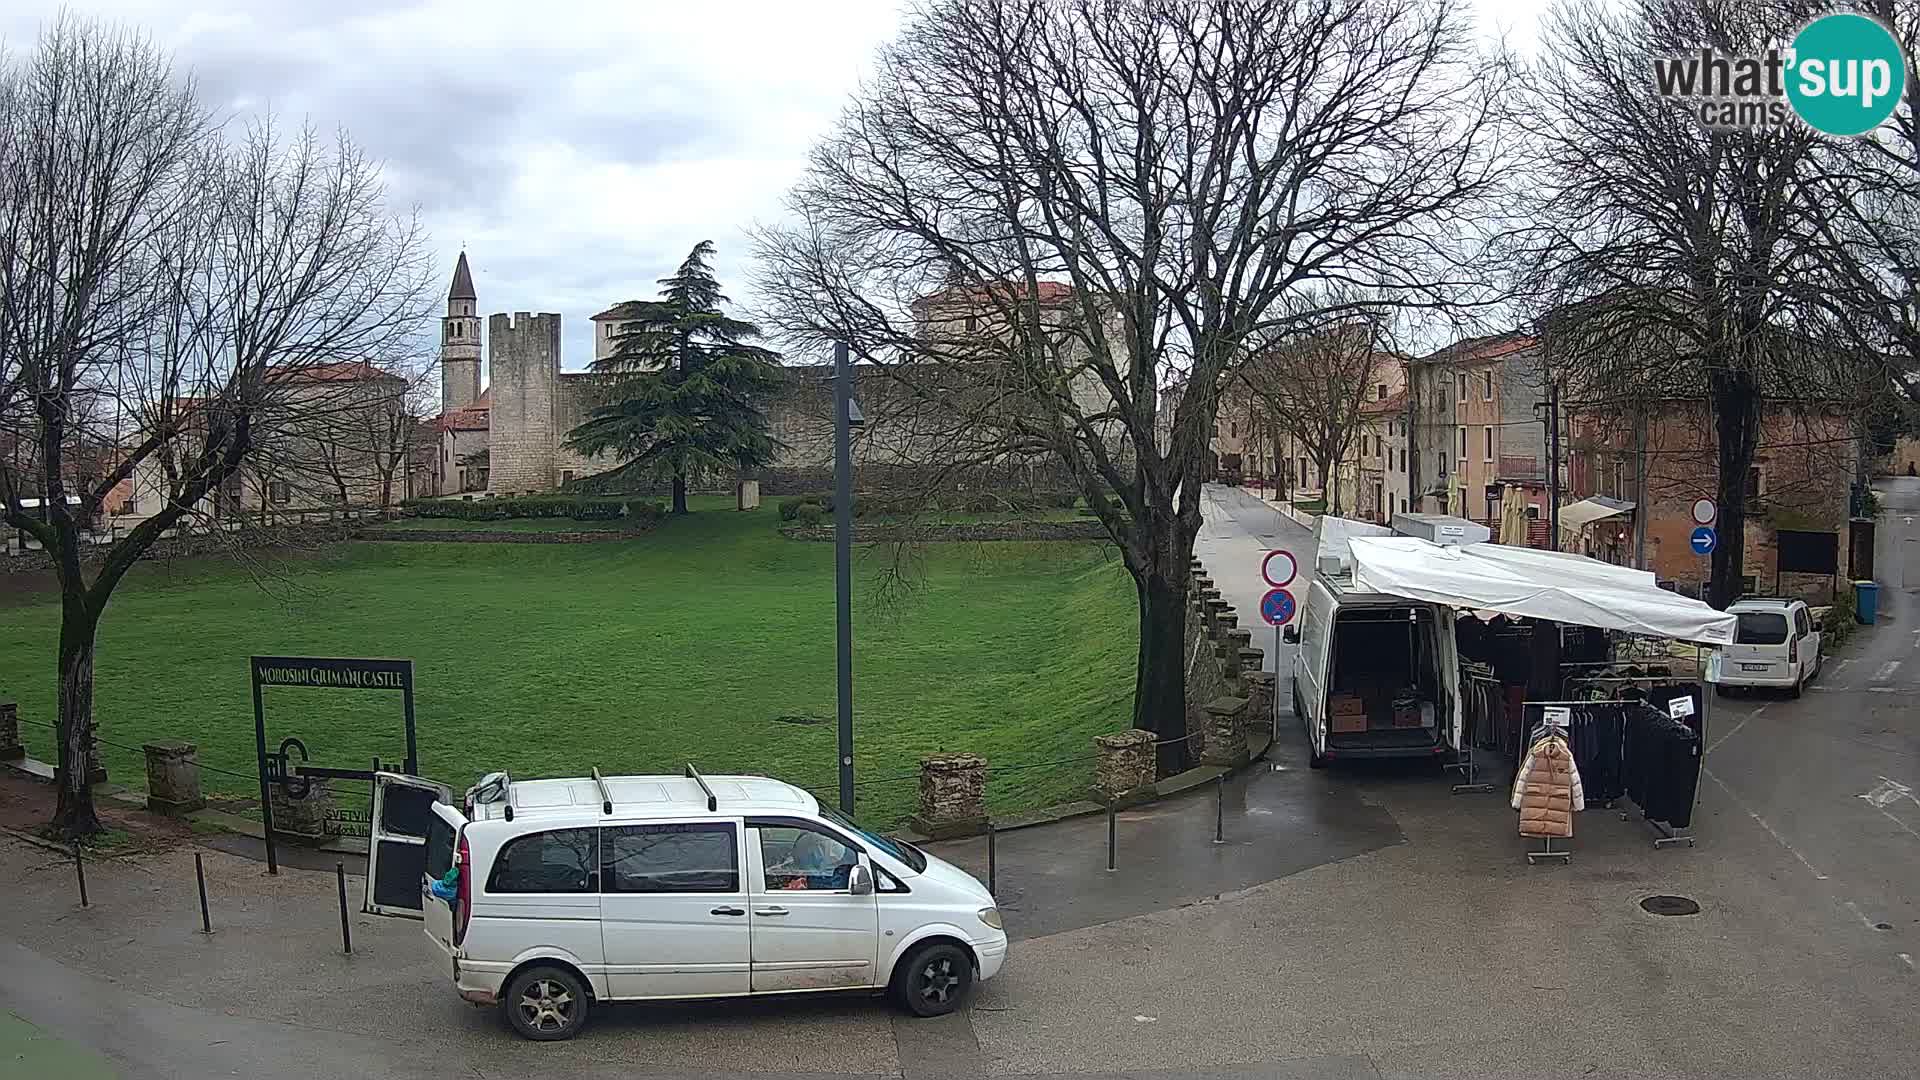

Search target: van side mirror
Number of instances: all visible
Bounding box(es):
[848,863,874,896]
[1282,626,1299,644]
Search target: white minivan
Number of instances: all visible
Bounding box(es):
[1713,597,1822,697]
[395,768,1006,1041]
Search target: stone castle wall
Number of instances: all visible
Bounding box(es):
[487,313,561,494]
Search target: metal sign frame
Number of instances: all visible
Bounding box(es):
[251,655,417,875]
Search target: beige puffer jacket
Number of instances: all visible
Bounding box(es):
[1510,733,1585,838]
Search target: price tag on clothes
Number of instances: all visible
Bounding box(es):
[1543,706,1571,726]
[1668,696,1695,719]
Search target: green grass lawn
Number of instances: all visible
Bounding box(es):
[0,496,1136,826]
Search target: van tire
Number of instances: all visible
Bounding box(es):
[503,965,590,1041]
[894,941,973,1018]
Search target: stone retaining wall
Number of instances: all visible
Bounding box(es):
[359,528,655,544]
[779,520,1111,543]
[2,520,364,574]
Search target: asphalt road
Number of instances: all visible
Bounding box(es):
[1191,484,1315,677]
[7,483,1920,1078]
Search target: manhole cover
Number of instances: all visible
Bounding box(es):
[772,714,826,726]
[1641,895,1702,916]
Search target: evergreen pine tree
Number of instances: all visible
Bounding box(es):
[567,242,782,514]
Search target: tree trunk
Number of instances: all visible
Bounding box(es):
[671,470,689,515]
[1709,369,1761,609]
[1129,513,1193,777]
[52,604,104,839]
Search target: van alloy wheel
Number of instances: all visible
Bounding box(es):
[503,966,589,1041]
[518,978,576,1034]
[896,942,973,1017]
[917,956,962,1007]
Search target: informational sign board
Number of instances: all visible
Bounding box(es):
[1668,695,1696,720]
[1692,498,1717,525]
[1543,705,1572,727]
[1690,526,1717,555]
[1776,529,1839,575]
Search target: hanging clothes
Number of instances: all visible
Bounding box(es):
[1511,732,1585,838]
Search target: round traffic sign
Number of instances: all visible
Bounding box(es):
[1261,587,1297,626]
[1691,498,1717,525]
[1262,549,1297,588]
[1689,525,1716,555]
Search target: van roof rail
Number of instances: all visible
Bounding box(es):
[589,767,613,815]
[684,764,718,812]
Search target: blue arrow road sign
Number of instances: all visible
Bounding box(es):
[1690,525,1716,555]
[1261,587,1296,626]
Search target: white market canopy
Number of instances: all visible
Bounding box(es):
[1345,535,1736,645]
[1557,495,1635,535]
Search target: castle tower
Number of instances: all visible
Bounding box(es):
[440,252,482,414]
[487,311,563,494]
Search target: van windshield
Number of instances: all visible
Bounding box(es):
[1734,612,1790,645]
[820,805,927,872]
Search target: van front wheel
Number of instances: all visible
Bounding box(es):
[503,965,590,1041]
[895,942,974,1018]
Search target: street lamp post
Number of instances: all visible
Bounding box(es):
[832,341,857,814]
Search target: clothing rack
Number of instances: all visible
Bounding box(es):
[1521,716,1573,865]
[1523,693,1705,850]
[1449,669,1500,795]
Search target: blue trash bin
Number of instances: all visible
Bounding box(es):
[1855,580,1879,625]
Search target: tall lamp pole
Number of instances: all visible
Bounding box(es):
[833,341,856,813]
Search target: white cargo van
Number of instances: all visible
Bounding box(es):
[381,767,1006,1041]
[1282,567,1463,768]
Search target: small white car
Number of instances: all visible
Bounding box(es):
[408,768,1006,1041]
[1714,597,1822,697]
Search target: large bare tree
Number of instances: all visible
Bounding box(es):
[1514,0,1865,608]
[0,18,432,837]
[755,0,1515,772]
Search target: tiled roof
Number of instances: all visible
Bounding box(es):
[911,280,1075,312]
[436,405,490,432]
[592,300,649,322]
[1417,333,1536,365]
[268,360,404,383]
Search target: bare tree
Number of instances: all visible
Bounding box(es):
[0,18,432,836]
[755,0,1515,773]
[1514,0,1865,608]
[1235,312,1390,515]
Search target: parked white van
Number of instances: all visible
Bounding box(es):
[1713,597,1822,697]
[390,767,1006,1041]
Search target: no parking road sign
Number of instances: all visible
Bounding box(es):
[1261,587,1297,626]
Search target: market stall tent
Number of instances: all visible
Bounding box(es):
[1346,535,1736,645]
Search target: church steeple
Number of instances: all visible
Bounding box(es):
[449,251,476,303]
[441,252,482,413]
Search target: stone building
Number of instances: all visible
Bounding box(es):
[427,257,1131,498]
[1406,332,1553,524]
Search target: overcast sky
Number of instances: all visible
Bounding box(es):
[2,0,1549,382]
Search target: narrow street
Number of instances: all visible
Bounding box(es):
[1192,484,1315,676]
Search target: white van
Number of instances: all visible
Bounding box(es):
[1283,572,1463,768]
[1713,597,1822,697]
[386,768,1006,1041]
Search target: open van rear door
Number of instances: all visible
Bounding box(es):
[367,771,454,918]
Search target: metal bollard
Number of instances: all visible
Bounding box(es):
[986,823,997,897]
[1214,774,1225,845]
[335,862,352,954]
[1106,800,1117,872]
[73,841,88,907]
[195,852,212,933]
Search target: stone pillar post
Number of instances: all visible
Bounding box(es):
[269,780,339,843]
[1203,597,1230,637]
[1201,697,1250,767]
[910,753,987,839]
[0,702,21,761]
[143,740,204,815]
[1244,671,1276,734]
[1093,729,1157,802]
[736,479,761,511]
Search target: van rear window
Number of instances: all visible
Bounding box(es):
[1734,612,1789,645]
[426,813,455,881]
